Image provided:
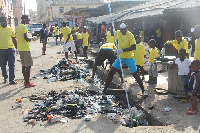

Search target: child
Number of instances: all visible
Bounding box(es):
[194,25,200,60]
[147,39,159,84]
[173,48,191,102]
[134,35,146,80]
[186,60,200,115]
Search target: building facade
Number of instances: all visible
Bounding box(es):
[36,0,104,27]
[29,9,38,24]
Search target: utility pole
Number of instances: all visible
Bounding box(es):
[24,0,25,15]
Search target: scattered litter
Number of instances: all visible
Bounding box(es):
[163,107,171,112]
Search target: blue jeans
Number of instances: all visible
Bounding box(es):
[0,49,15,82]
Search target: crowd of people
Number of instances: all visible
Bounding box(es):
[0,15,200,115]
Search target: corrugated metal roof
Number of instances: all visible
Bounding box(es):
[86,0,200,24]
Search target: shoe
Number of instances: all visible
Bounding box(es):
[187,108,199,112]
[186,110,197,115]
[9,81,17,85]
[180,99,190,103]
[25,82,36,88]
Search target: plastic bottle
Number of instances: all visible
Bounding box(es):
[131,106,138,116]
[50,115,62,123]
[12,102,23,109]
[47,77,57,83]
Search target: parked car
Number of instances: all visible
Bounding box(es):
[31,24,43,37]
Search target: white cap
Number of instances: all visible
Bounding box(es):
[84,26,87,29]
[120,23,126,29]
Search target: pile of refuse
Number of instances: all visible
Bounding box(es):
[38,58,90,83]
[13,87,149,127]
[13,58,149,127]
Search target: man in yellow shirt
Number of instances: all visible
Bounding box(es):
[16,15,35,88]
[81,26,90,59]
[60,22,77,62]
[74,27,82,54]
[133,35,146,80]
[147,39,159,84]
[103,23,145,95]
[194,25,200,60]
[0,16,17,84]
[165,30,189,57]
[54,24,59,45]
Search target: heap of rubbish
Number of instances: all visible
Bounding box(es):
[37,58,91,83]
[17,88,148,127]
[13,58,149,127]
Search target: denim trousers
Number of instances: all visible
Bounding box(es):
[0,48,15,82]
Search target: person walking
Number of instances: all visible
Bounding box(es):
[40,24,48,55]
[74,27,82,54]
[0,16,17,84]
[60,22,77,62]
[81,26,90,59]
[16,15,35,88]
[54,24,59,45]
[103,23,145,95]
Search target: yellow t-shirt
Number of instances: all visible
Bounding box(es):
[75,32,82,40]
[166,38,189,53]
[60,27,73,42]
[0,26,15,49]
[149,47,159,62]
[16,24,30,51]
[156,28,161,37]
[133,43,146,66]
[116,30,136,58]
[81,32,89,46]
[106,31,115,44]
[100,43,116,52]
[73,27,79,31]
[54,27,59,35]
[194,39,200,60]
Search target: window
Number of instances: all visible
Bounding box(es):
[59,7,64,13]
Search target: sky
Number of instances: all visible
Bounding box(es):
[22,0,37,15]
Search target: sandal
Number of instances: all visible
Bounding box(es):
[180,99,189,103]
[186,110,197,115]
[187,108,199,112]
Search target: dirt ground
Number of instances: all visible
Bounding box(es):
[0,37,199,133]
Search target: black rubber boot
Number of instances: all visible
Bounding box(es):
[153,77,157,84]
[149,77,157,85]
